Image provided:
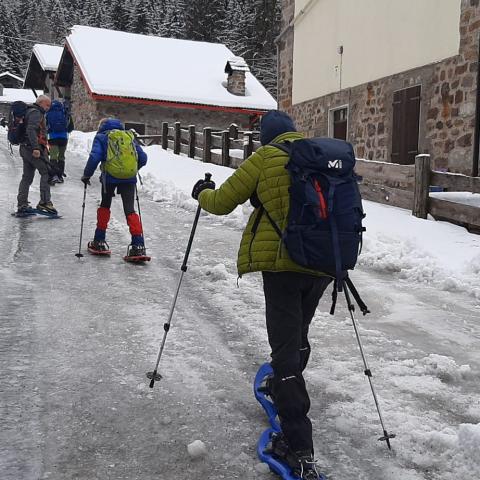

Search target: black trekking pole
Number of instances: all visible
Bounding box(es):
[75,183,88,258]
[146,173,212,388]
[136,173,145,248]
[343,282,396,450]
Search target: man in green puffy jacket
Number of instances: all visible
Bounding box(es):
[192,111,331,479]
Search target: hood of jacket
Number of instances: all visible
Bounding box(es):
[98,118,124,134]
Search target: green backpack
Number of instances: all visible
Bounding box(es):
[105,130,138,179]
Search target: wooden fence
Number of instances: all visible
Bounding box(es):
[356,155,480,233]
[136,121,480,234]
[136,121,261,169]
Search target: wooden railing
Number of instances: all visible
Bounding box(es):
[356,154,480,233]
[136,122,479,233]
[136,121,261,168]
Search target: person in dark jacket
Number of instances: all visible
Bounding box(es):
[81,118,148,256]
[16,95,57,215]
[191,111,331,479]
[46,99,74,184]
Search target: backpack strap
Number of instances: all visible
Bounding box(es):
[269,142,291,155]
[330,276,370,316]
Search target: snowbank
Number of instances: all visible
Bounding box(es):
[69,132,480,300]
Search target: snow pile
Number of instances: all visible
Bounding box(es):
[187,440,208,459]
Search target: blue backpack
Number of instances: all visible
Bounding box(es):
[262,138,367,309]
[7,101,29,145]
[46,100,68,134]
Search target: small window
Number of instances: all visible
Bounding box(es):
[329,106,348,140]
[125,122,146,135]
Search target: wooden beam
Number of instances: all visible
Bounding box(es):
[174,122,181,155]
[430,171,480,194]
[188,125,196,158]
[429,197,480,229]
[221,131,230,167]
[243,132,254,159]
[355,159,415,190]
[359,183,414,210]
[161,122,168,150]
[413,154,431,219]
[203,128,212,163]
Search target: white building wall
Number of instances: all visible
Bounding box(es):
[292,0,462,105]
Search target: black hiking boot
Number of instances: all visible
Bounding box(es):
[258,374,275,401]
[267,433,321,480]
[127,244,146,257]
[88,240,110,253]
[36,201,58,214]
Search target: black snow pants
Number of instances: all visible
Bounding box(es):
[262,271,332,454]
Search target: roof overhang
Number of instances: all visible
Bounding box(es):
[24,51,56,89]
[56,40,269,116]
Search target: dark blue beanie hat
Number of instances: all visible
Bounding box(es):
[260,110,297,146]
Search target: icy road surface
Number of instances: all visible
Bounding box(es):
[0,142,479,480]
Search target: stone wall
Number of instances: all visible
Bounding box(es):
[278,0,295,112]
[279,0,480,174]
[70,65,253,133]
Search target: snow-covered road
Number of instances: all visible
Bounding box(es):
[1,140,479,480]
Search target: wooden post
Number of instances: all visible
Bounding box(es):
[243,131,254,159]
[174,122,181,155]
[221,130,230,167]
[188,125,196,158]
[413,154,431,219]
[229,123,239,140]
[161,122,168,150]
[203,127,212,163]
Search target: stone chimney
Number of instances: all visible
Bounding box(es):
[225,57,249,96]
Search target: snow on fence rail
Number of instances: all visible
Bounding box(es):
[136,122,480,233]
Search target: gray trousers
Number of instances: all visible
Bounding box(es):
[17,145,51,207]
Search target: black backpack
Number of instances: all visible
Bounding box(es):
[7,101,29,146]
[257,137,369,314]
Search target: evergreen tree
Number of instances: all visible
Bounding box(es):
[130,0,152,35]
[111,0,132,32]
[183,0,227,43]
[0,2,26,76]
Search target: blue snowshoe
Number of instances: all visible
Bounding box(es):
[254,363,327,480]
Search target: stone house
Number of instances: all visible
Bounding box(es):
[0,72,24,89]
[55,26,276,133]
[278,0,480,175]
[23,44,66,100]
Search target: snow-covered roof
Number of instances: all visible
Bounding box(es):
[65,26,276,111]
[32,44,63,71]
[226,57,250,73]
[0,71,24,82]
[0,88,37,104]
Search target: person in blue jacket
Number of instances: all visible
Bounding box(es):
[81,118,148,257]
[46,99,74,184]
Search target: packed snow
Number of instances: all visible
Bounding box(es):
[31,44,63,71]
[65,26,277,111]
[3,129,480,480]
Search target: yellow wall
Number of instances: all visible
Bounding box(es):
[293,0,462,104]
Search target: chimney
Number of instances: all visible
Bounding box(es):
[225,57,249,96]
[0,83,3,97]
